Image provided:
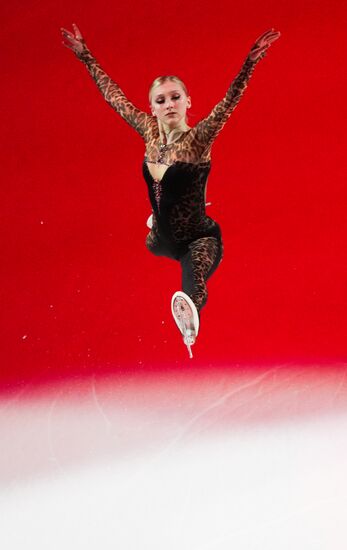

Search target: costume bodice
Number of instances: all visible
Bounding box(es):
[142,159,220,243]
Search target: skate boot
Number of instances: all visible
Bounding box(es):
[171,291,200,359]
[146,214,153,229]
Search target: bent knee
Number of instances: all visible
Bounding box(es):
[146,230,165,256]
[145,230,156,252]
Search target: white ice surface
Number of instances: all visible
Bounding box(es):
[1,365,347,549]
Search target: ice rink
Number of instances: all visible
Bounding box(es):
[1,364,347,549]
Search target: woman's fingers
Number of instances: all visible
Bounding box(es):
[256,29,281,46]
[265,31,281,44]
[61,25,86,55]
[61,29,78,45]
[61,32,76,45]
[61,24,84,44]
[61,27,74,38]
[72,23,83,40]
[249,28,280,61]
[251,29,280,55]
[255,29,273,43]
[62,35,78,47]
[61,40,75,51]
[61,28,69,36]
[263,28,280,39]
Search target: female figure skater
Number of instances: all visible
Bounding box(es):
[61,25,280,358]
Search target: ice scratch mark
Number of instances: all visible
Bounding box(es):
[47,391,66,475]
[91,375,112,433]
[155,367,279,458]
[190,371,299,438]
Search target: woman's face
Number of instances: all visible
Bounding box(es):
[150,81,191,128]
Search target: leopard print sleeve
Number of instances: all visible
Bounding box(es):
[76,47,154,140]
[195,55,263,148]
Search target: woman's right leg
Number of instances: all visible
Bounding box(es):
[179,236,223,313]
[146,231,223,357]
[170,236,223,357]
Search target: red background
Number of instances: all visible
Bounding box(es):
[1,0,346,387]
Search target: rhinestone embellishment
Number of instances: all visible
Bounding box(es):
[153,179,162,211]
[157,143,168,164]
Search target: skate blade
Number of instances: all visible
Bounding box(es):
[186,343,193,359]
[173,298,197,359]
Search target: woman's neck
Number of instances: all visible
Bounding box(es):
[162,122,191,144]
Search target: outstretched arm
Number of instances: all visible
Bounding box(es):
[195,29,281,148]
[61,24,153,140]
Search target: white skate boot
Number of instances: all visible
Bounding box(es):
[171,291,200,359]
[146,214,153,229]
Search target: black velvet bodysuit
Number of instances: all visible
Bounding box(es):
[142,159,219,246]
[77,47,263,249]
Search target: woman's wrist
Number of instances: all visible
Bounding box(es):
[75,43,92,63]
[246,51,265,65]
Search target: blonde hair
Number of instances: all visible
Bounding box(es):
[148,75,189,104]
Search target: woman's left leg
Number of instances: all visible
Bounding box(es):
[179,236,223,313]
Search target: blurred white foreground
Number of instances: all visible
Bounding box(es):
[1,364,347,549]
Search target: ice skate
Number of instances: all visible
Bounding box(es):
[171,291,200,359]
[146,213,153,229]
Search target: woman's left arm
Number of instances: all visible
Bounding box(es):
[195,29,281,147]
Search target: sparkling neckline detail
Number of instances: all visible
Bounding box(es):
[156,129,192,163]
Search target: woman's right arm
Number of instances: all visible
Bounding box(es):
[61,24,154,140]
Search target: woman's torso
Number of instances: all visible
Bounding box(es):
[142,128,221,245]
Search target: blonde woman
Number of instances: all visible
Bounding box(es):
[61,24,280,358]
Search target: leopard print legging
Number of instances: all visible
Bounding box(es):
[146,231,223,313]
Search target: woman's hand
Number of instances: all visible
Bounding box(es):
[248,29,281,62]
[61,23,87,56]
